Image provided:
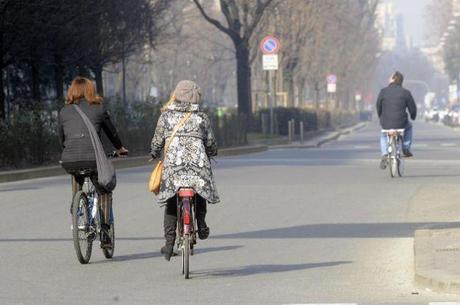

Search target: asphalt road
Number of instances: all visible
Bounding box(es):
[2,120,460,305]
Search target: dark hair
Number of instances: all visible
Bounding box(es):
[391,71,404,86]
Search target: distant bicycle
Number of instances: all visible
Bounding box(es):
[71,152,121,264]
[382,129,405,178]
[175,188,199,279]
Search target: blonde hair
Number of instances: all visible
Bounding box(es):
[161,93,176,112]
[66,77,102,104]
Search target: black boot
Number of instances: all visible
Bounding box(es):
[99,194,113,249]
[196,197,209,240]
[162,202,177,261]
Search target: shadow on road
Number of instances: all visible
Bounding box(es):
[211,222,460,239]
[89,245,244,264]
[193,261,352,278]
[0,236,164,243]
[0,186,40,192]
[403,173,460,178]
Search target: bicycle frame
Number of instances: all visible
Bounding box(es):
[176,188,197,279]
[176,188,196,236]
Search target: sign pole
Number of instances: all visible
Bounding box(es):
[269,69,274,135]
[260,35,281,135]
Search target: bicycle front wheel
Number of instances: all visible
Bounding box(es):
[182,235,190,279]
[71,191,92,264]
[102,222,115,259]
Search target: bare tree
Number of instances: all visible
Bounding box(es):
[192,0,274,114]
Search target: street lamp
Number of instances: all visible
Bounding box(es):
[117,20,127,108]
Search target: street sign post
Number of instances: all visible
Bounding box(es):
[260,36,281,135]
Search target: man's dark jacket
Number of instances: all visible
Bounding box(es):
[58,100,122,166]
[376,83,417,129]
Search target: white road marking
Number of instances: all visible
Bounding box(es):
[353,145,370,149]
[412,143,428,148]
[441,143,457,147]
[430,303,460,305]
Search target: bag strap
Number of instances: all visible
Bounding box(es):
[164,112,192,155]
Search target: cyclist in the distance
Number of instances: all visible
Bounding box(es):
[376,71,417,169]
[59,77,128,247]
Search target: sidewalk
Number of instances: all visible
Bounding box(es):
[0,122,367,183]
[415,228,460,294]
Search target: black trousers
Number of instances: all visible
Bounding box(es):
[163,195,207,245]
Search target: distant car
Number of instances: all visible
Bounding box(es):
[424,107,439,122]
[446,104,460,126]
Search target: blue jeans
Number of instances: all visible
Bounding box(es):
[380,122,413,156]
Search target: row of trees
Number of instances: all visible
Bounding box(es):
[0,0,381,119]
[191,0,380,113]
[0,0,169,120]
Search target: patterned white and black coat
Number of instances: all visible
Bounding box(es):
[150,102,220,204]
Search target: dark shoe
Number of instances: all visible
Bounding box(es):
[198,226,210,240]
[380,155,388,170]
[160,245,174,261]
[403,149,413,158]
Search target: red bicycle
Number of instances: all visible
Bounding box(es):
[176,188,198,279]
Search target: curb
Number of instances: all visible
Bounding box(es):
[414,228,460,294]
[270,122,367,150]
[0,145,268,184]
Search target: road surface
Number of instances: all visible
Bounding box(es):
[2,121,460,305]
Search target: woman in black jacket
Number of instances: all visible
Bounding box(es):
[59,77,128,247]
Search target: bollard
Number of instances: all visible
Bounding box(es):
[300,121,304,144]
[288,120,293,144]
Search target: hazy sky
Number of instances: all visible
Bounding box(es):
[393,0,430,47]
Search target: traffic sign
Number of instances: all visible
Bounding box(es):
[260,36,281,54]
[327,74,337,84]
[327,83,337,93]
[263,54,279,70]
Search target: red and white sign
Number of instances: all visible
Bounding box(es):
[326,74,337,84]
[260,36,281,55]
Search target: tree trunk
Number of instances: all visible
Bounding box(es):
[31,62,40,101]
[314,82,320,110]
[297,77,305,108]
[0,67,5,120]
[93,65,104,96]
[235,41,251,115]
[54,55,64,101]
[285,73,295,107]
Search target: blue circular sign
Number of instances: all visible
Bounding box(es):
[260,36,280,54]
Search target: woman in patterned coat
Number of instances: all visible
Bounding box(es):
[150,80,220,261]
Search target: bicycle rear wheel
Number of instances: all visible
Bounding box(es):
[182,235,190,279]
[389,141,397,178]
[71,191,92,264]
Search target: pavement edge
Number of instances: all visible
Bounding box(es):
[414,228,460,294]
